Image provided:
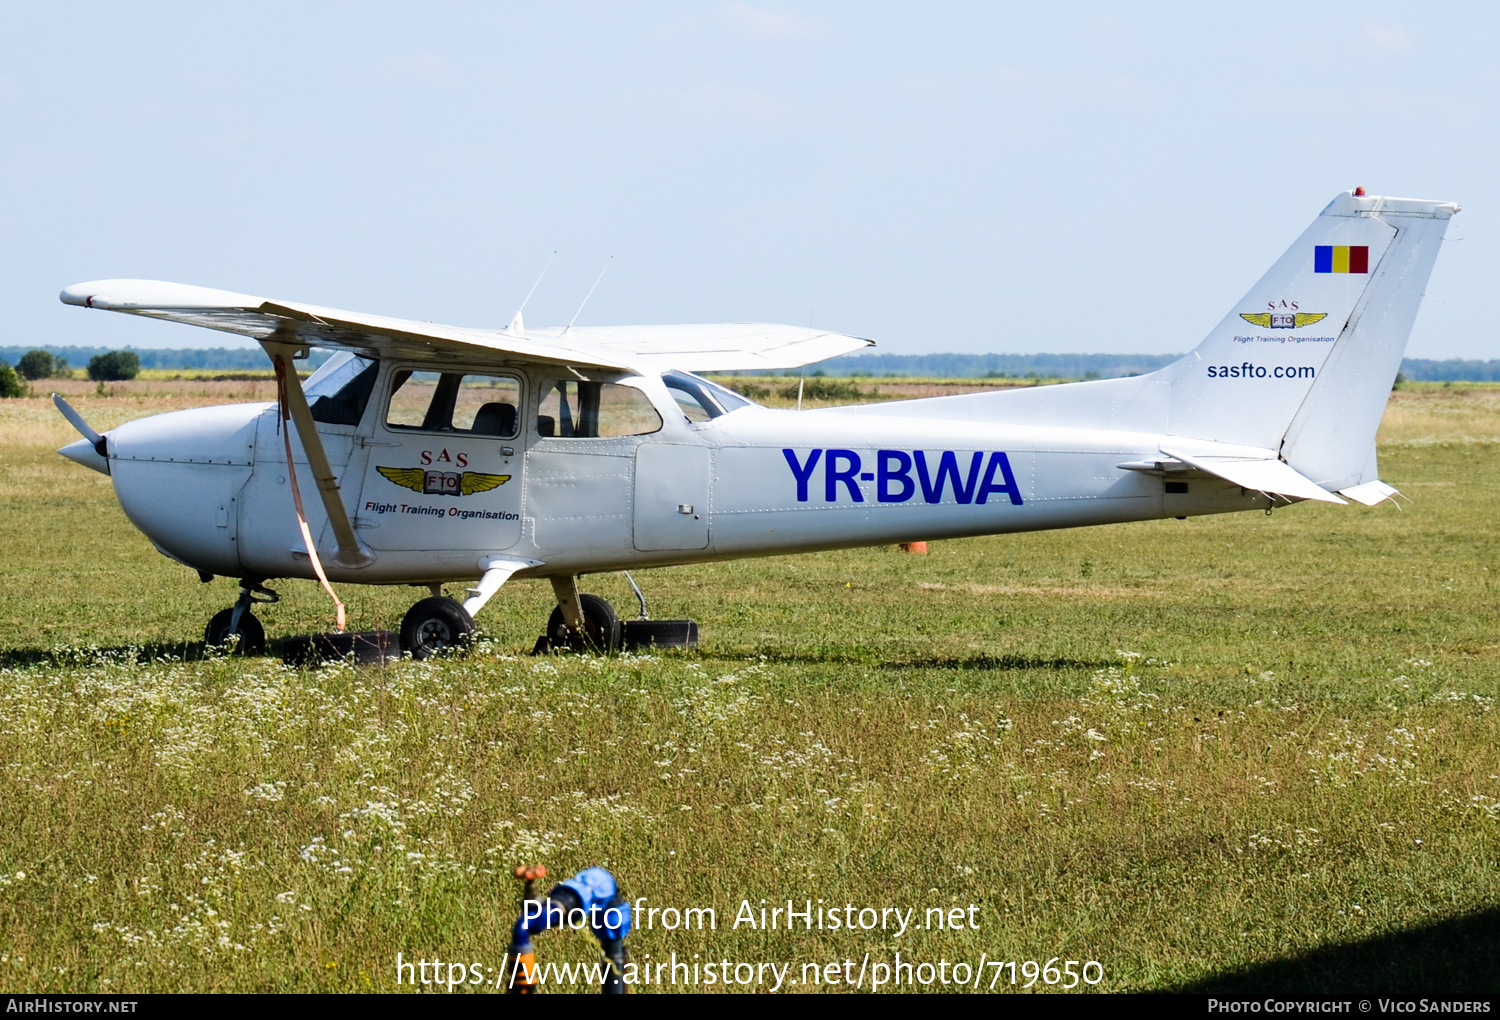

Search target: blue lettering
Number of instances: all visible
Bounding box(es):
[825,449,865,503]
[914,450,984,504]
[877,450,915,503]
[783,448,822,502]
[975,451,1024,505]
[790,447,1022,507]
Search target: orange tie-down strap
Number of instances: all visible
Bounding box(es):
[275,356,347,633]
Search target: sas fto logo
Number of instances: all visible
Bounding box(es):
[377,466,510,497]
[1240,298,1327,330]
[783,449,1024,506]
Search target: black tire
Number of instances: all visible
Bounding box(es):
[204,608,266,655]
[400,597,475,660]
[545,593,622,654]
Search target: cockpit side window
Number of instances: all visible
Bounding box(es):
[385,370,522,438]
[306,354,379,426]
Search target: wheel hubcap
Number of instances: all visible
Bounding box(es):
[416,619,452,649]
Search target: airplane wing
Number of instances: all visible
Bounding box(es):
[59,279,872,372]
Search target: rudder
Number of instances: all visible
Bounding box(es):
[1277,200,1454,489]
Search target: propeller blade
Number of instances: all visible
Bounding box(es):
[52,393,107,456]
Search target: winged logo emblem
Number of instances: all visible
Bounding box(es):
[1240,312,1328,329]
[378,466,511,497]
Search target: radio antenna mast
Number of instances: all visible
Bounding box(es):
[564,257,613,334]
[509,250,557,333]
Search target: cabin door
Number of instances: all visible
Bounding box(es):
[354,367,525,552]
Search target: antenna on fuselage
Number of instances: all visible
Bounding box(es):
[563,257,613,335]
[797,310,813,410]
[510,250,557,334]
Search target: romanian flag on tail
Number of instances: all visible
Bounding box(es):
[1314,245,1369,274]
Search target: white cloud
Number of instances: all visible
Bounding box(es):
[210,126,254,151]
[987,66,1147,106]
[1100,74,1145,101]
[902,75,947,99]
[616,84,791,123]
[690,84,785,120]
[382,50,455,83]
[1356,23,1411,54]
[1247,84,1422,118]
[721,2,820,40]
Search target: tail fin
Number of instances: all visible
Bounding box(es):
[1162,190,1458,486]
[842,190,1457,494]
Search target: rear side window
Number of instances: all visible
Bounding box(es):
[537,380,663,438]
[386,371,522,438]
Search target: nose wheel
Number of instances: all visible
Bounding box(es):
[400,596,475,659]
[205,580,276,655]
[204,608,266,654]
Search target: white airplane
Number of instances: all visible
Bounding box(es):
[54,189,1456,658]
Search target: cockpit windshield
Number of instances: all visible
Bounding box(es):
[661,370,755,422]
[303,352,379,426]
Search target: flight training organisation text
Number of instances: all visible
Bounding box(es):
[783,449,1024,505]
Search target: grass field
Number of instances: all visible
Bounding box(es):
[0,380,1497,993]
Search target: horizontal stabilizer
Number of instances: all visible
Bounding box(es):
[1159,444,1347,504]
[1338,479,1401,506]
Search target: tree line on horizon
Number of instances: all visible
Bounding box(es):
[3,345,1499,382]
[0,348,146,396]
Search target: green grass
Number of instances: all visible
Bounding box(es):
[0,383,1497,993]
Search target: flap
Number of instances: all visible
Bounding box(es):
[543,323,874,372]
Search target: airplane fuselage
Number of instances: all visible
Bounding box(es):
[96,360,1269,588]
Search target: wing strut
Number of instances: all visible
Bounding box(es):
[266,340,372,569]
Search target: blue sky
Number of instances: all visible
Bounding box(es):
[3,2,1495,356]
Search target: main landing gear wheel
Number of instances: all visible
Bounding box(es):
[400,597,475,660]
[545,594,622,654]
[204,608,266,655]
